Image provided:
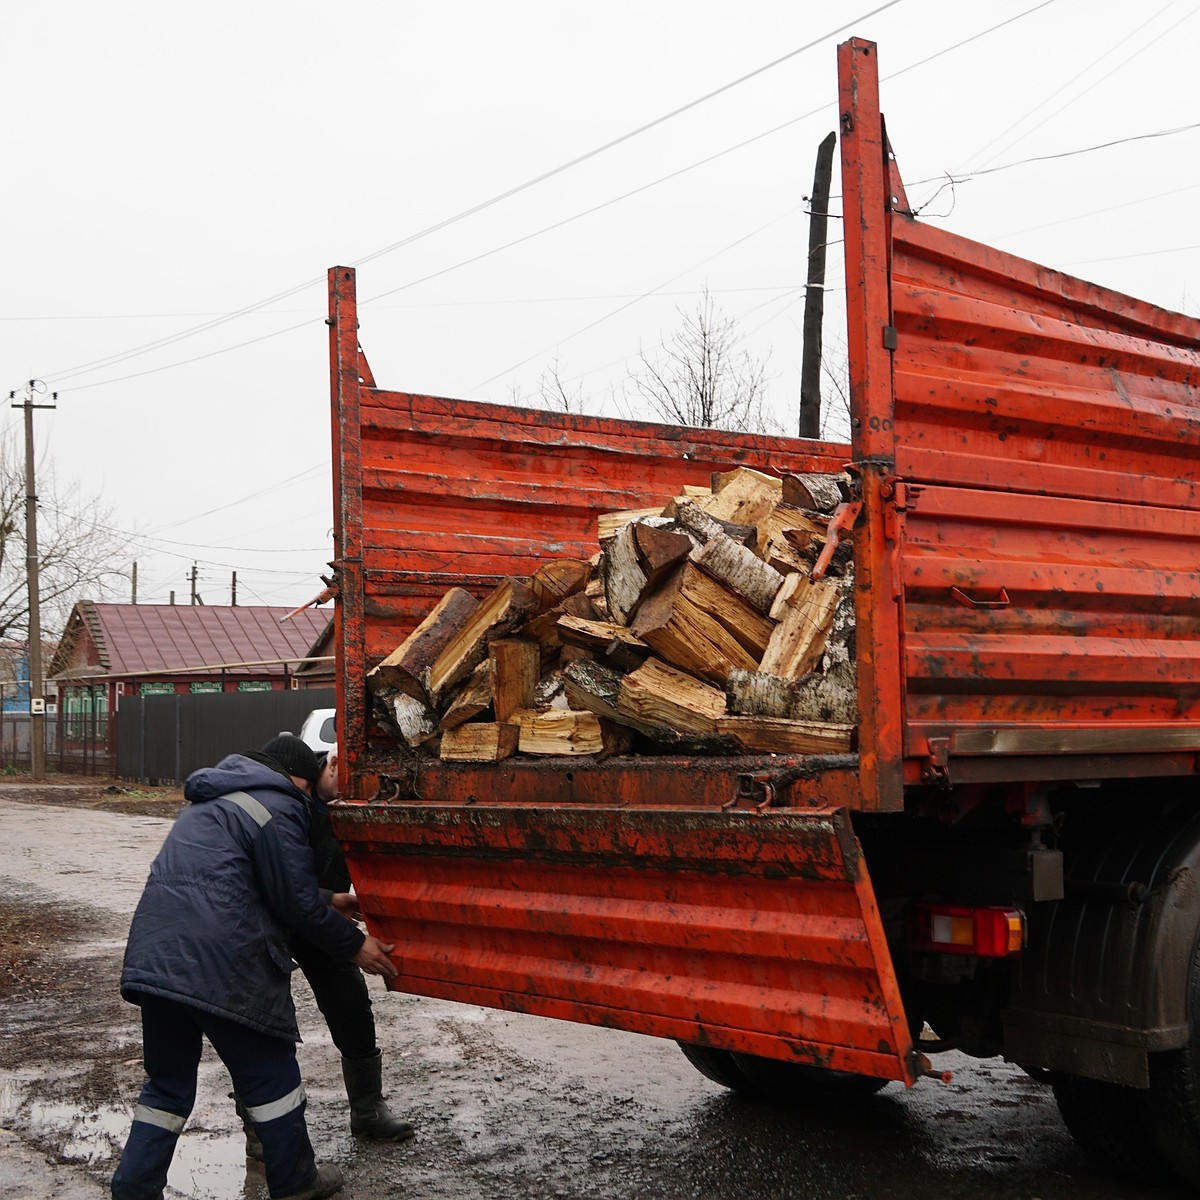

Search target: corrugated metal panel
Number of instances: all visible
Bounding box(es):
[354,389,849,658]
[889,217,1200,764]
[333,803,916,1082]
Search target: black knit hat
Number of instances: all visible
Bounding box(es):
[259,734,322,786]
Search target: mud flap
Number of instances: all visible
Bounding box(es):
[333,803,917,1085]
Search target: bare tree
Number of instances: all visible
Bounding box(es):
[536,355,587,415]
[0,433,133,639]
[629,288,775,433]
[820,341,853,442]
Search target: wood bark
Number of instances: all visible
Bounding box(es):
[692,530,785,614]
[438,660,492,730]
[601,521,648,627]
[368,586,479,700]
[782,472,845,513]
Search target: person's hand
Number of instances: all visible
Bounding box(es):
[354,935,398,979]
[331,892,362,922]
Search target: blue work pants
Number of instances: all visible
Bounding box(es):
[111,995,317,1200]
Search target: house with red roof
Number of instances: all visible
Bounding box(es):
[47,600,330,749]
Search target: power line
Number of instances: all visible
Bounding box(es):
[34,1,902,391]
[36,4,1060,398]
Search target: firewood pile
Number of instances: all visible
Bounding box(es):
[368,467,858,763]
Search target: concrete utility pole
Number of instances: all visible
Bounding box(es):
[189,563,203,605]
[9,380,56,781]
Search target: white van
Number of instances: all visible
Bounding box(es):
[299,707,337,756]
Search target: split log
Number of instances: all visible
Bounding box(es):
[717,715,853,754]
[759,576,841,679]
[490,639,541,723]
[633,523,693,590]
[557,615,651,655]
[439,660,492,731]
[426,578,537,705]
[382,692,439,747]
[673,499,757,549]
[661,485,716,517]
[630,564,762,684]
[368,587,479,700]
[702,468,782,527]
[439,722,518,762]
[598,506,666,543]
[692,531,785,614]
[534,670,569,709]
[530,559,591,611]
[617,657,727,735]
[782,472,845,513]
[516,708,612,755]
[602,522,648,626]
[725,667,802,718]
[757,505,828,574]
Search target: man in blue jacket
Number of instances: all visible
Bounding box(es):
[110,736,397,1200]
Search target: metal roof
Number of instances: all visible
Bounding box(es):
[48,601,330,681]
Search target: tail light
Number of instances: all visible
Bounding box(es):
[907,902,1025,957]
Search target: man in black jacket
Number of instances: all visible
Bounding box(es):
[294,741,414,1142]
[111,738,397,1200]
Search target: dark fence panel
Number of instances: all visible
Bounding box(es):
[117,689,337,784]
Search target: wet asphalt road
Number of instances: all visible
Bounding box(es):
[0,795,1190,1200]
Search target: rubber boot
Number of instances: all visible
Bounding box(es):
[341,1050,415,1141]
[231,1091,265,1161]
[273,1162,344,1200]
[249,1090,326,1199]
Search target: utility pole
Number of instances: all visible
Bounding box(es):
[231,570,237,606]
[189,563,203,606]
[799,132,837,439]
[131,561,138,605]
[10,380,56,781]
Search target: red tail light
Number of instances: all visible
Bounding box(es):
[907,903,1025,957]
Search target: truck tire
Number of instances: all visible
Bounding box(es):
[1050,1072,1170,1183]
[676,1043,751,1091]
[730,1053,890,1102]
[1140,935,1200,1187]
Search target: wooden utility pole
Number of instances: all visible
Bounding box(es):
[799,132,837,439]
[231,570,238,606]
[131,561,138,604]
[10,380,56,781]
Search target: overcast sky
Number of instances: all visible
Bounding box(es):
[5,0,1198,615]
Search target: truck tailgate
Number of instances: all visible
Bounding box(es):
[332,792,917,1085]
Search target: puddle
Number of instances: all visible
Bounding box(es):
[1,1067,267,1199]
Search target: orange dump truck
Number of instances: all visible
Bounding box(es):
[326,38,1200,1186]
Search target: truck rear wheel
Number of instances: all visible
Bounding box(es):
[675,1043,888,1101]
[1140,936,1200,1187]
[676,1043,751,1091]
[1050,1072,1170,1183]
[730,1053,890,1102]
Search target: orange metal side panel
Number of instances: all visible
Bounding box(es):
[332,802,917,1084]
[836,43,1200,781]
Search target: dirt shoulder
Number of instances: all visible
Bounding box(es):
[0,775,183,818]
